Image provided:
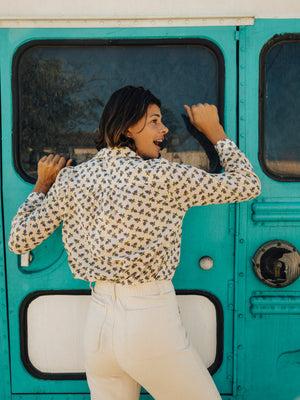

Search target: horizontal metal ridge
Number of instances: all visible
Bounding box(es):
[250,295,300,315]
[0,16,255,28]
[252,202,300,222]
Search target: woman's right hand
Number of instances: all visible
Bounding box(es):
[33,154,72,195]
[184,103,228,145]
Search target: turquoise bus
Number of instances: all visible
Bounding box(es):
[0,2,299,399]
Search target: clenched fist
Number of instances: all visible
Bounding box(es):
[184,103,227,145]
[33,154,72,195]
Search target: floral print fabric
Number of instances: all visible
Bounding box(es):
[9,139,260,285]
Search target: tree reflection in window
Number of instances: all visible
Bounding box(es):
[260,37,300,180]
[14,41,224,182]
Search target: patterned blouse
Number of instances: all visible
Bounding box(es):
[9,139,261,285]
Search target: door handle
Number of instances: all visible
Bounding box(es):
[20,252,33,267]
[199,256,214,270]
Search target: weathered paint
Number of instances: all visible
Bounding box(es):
[0,17,299,400]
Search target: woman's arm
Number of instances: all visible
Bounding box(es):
[33,154,72,194]
[183,103,227,145]
[165,103,261,210]
[8,155,72,254]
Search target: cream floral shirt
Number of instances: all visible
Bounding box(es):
[9,139,261,285]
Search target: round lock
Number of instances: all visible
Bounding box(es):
[252,240,300,288]
[199,256,214,270]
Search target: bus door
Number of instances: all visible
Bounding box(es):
[0,89,11,399]
[235,20,300,400]
[2,26,238,398]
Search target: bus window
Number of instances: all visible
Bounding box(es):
[259,35,300,181]
[13,39,224,183]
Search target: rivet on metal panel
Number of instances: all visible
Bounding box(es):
[227,280,234,310]
[238,313,244,319]
[239,272,244,277]
[239,238,245,243]
[238,344,244,350]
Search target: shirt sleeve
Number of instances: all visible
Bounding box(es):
[8,168,70,254]
[167,138,261,211]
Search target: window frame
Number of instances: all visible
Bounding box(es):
[19,289,224,380]
[259,33,300,182]
[12,38,225,183]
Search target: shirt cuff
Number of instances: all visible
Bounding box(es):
[214,138,237,153]
[26,192,46,203]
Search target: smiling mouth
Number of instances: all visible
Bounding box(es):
[153,140,164,147]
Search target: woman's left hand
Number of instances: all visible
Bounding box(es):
[184,103,227,144]
[33,154,72,195]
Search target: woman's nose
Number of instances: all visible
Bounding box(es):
[161,123,168,134]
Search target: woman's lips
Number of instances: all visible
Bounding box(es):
[153,138,167,149]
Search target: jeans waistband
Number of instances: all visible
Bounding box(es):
[92,280,174,297]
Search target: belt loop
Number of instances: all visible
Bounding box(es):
[89,281,95,293]
[113,283,117,300]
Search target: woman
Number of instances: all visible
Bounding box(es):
[9,86,261,400]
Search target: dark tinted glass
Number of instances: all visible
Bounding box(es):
[261,38,300,180]
[14,41,223,182]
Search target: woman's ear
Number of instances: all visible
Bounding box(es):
[126,130,132,138]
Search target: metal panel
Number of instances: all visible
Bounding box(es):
[1,26,237,397]
[0,105,11,399]
[236,19,300,400]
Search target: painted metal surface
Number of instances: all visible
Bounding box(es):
[0,18,299,400]
[250,295,300,315]
[252,202,300,222]
[236,19,300,400]
[1,25,237,399]
[0,144,11,400]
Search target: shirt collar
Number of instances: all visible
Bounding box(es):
[95,146,141,160]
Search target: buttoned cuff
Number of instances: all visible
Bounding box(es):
[26,192,46,203]
[214,138,235,152]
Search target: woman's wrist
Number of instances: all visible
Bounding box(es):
[33,180,52,195]
[204,125,228,145]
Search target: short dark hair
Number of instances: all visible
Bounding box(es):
[96,86,161,151]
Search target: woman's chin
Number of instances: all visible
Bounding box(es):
[138,148,160,159]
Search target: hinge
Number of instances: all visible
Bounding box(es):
[235,30,240,41]
[227,280,235,310]
[226,353,234,381]
[228,204,235,234]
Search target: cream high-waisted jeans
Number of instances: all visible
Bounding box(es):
[84,280,222,400]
